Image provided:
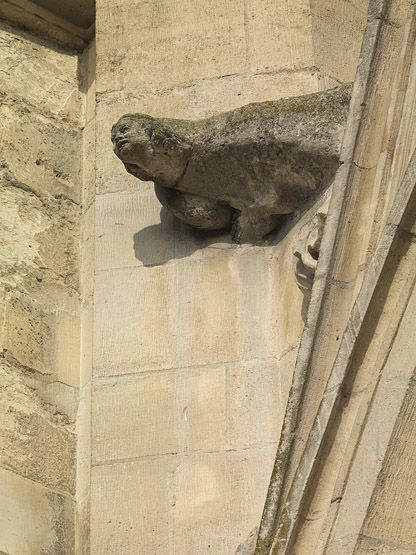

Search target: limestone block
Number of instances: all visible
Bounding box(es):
[2,291,81,387]
[354,534,416,554]
[0,103,82,202]
[0,467,75,555]
[0,360,76,494]
[81,39,96,127]
[31,381,79,423]
[0,184,80,293]
[92,372,176,463]
[94,266,173,375]
[311,0,368,82]
[94,243,304,377]
[2,291,53,375]
[91,458,178,555]
[359,379,416,548]
[94,260,239,376]
[92,365,226,463]
[174,366,227,454]
[95,187,234,271]
[233,244,303,360]
[95,0,246,93]
[227,354,297,450]
[172,446,277,554]
[176,70,322,118]
[53,310,81,388]
[0,184,45,286]
[0,22,81,122]
[247,0,313,73]
[95,187,174,270]
[35,197,81,293]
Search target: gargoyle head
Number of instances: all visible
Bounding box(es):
[111,114,192,185]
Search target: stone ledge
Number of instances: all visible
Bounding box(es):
[0,0,94,50]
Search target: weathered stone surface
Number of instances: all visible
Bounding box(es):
[93,261,239,375]
[96,0,247,93]
[112,85,350,242]
[0,22,82,121]
[91,458,177,554]
[172,447,276,554]
[261,5,416,550]
[311,0,369,83]
[93,248,301,377]
[0,359,76,494]
[293,211,326,294]
[0,17,88,554]
[0,183,80,295]
[0,467,75,555]
[247,0,313,73]
[236,527,259,555]
[0,102,82,203]
[92,366,227,463]
[227,354,296,451]
[1,290,81,387]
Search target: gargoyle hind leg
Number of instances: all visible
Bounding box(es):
[232,208,283,243]
[154,184,233,231]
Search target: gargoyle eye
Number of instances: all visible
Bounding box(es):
[118,125,129,134]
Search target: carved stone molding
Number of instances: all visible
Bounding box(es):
[254,0,416,552]
[293,196,329,319]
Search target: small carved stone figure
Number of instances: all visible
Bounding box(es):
[293,211,327,294]
[112,85,351,243]
[293,200,329,320]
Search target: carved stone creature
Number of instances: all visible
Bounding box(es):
[112,85,351,243]
[293,202,328,320]
[293,211,327,294]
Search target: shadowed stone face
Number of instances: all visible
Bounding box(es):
[112,85,351,242]
[111,114,192,185]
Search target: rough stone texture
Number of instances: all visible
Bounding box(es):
[0,467,75,555]
[311,0,370,83]
[0,20,93,553]
[112,86,350,242]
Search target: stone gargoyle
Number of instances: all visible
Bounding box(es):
[111,85,351,243]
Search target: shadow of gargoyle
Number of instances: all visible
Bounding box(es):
[112,85,351,244]
[132,207,234,267]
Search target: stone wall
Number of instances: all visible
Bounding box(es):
[0,1,370,552]
[91,1,366,553]
[256,2,416,552]
[0,22,92,554]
